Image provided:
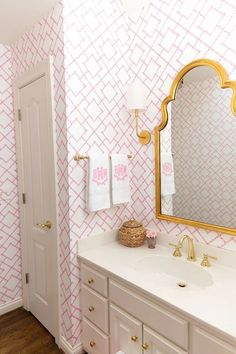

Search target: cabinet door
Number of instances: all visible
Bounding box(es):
[143,326,187,354]
[192,326,236,354]
[110,304,142,354]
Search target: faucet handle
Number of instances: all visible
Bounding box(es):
[168,243,182,257]
[201,254,218,267]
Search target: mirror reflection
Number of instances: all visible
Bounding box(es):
[160,66,236,228]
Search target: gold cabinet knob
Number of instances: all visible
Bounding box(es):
[131,335,138,342]
[88,278,94,284]
[88,306,94,312]
[36,220,52,230]
[142,343,149,350]
[90,341,95,347]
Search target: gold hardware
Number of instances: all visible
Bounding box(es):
[168,242,182,257]
[142,343,149,350]
[88,278,94,284]
[201,254,218,267]
[178,235,196,261]
[155,58,236,237]
[22,193,26,204]
[88,306,94,312]
[135,109,151,145]
[131,335,138,342]
[90,341,95,348]
[36,220,52,230]
[18,109,22,121]
[74,153,132,161]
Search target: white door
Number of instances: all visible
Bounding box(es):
[143,326,187,354]
[110,304,142,354]
[14,59,58,339]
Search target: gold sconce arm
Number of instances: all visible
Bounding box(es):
[135,109,151,145]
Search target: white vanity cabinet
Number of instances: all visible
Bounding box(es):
[80,262,236,354]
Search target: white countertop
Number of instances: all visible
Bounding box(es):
[78,230,236,343]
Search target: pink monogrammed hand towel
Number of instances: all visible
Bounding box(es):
[111,154,130,205]
[87,154,111,212]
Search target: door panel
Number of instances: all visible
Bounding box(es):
[110,304,142,354]
[19,73,57,336]
[143,325,187,354]
[192,326,236,354]
[34,241,47,302]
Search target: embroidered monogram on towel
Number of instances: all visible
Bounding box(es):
[114,164,128,181]
[92,167,109,185]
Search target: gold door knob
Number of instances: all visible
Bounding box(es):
[131,335,138,342]
[88,306,94,312]
[36,220,52,230]
[142,343,149,350]
[90,341,95,347]
[88,278,94,284]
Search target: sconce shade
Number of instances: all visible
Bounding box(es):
[127,80,147,111]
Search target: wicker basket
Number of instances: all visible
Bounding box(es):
[118,219,146,247]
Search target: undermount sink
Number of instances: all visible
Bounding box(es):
[134,255,213,289]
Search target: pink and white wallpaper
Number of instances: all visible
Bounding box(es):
[63,0,236,345]
[1,0,236,348]
[0,44,21,306]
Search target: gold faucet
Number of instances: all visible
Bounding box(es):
[169,235,196,262]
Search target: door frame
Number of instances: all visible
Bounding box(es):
[13,57,60,344]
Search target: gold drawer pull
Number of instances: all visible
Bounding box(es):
[88,278,94,284]
[142,343,149,350]
[131,335,138,342]
[88,306,94,312]
[90,341,96,347]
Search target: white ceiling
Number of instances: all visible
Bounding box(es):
[0,0,59,45]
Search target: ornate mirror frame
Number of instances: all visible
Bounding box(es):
[155,58,236,236]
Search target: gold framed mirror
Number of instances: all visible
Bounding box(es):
[155,58,236,236]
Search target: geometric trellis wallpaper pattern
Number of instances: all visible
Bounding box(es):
[0,44,21,306]
[63,0,236,346]
[1,0,236,348]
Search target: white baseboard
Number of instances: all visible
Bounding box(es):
[0,298,23,316]
[60,336,84,354]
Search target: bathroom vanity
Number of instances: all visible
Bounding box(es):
[78,231,236,354]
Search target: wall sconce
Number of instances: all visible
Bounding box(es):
[127,80,151,145]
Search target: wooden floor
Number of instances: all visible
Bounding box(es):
[0,308,63,354]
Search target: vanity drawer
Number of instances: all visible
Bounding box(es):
[192,326,236,354]
[110,280,188,350]
[81,263,108,297]
[82,284,109,333]
[82,318,109,354]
